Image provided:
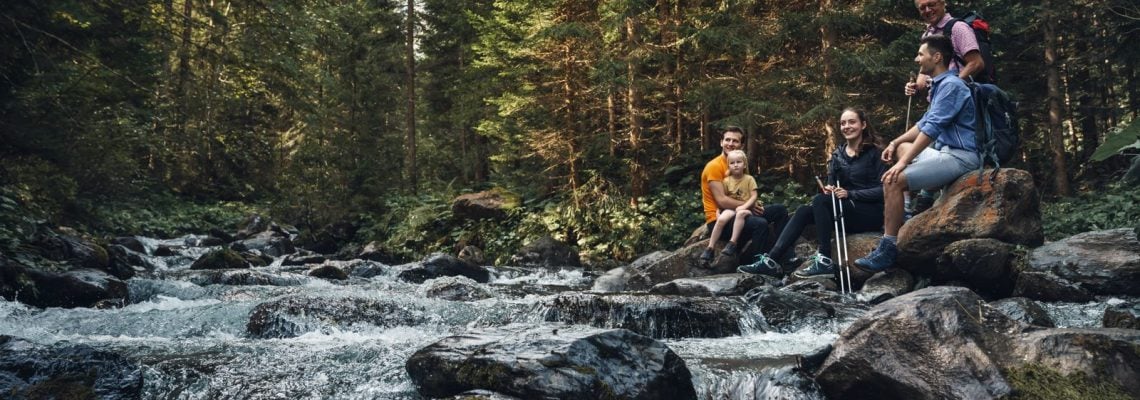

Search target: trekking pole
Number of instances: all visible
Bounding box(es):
[836,181,853,294]
[829,181,848,295]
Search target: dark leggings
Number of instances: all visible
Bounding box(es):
[767,194,883,262]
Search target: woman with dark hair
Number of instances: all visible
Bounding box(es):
[739,108,887,278]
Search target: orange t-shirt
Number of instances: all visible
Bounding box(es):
[701,155,728,223]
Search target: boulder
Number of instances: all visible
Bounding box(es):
[457,245,486,266]
[452,190,515,221]
[935,238,1016,298]
[743,286,846,332]
[308,264,348,280]
[234,214,271,240]
[230,231,295,257]
[181,269,308,287]
[510,236,581,270]
[357,241,401,264]
[247,295,426,339]
[0,261,128,308]
[815,286,1140,399]
[856,269,915,304]
[591,267,631,293]
[34,233,109,269]
[190,249,251,270]
[423,276,492,301]
[898,169,1043,267]
[1015,228,1140,299]
[543,293,748,339]
[281,251,327,266]
[405,324,695,399]
[990,297,1055,328]
[0,336,143,399]
[625,241,737,290]
[815,287,1017,399]
[397,253,491,284]
[649,273,770,297]
[110,236,146,253]
[1103,301,1140,329]
[104,244,142,280]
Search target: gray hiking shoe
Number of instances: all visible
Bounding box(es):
[738,253,783,277]
[794,253,835,278]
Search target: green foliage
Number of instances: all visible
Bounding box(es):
[74,192,259,238]
[1042,183,1140,240]
[1091,119,1140,162]
[1004,365,1132,400]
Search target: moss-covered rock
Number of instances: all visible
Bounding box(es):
[1004,365,1132,400]
[190,249,250,270]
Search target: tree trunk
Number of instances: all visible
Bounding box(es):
[404,0,417,191]
[626,17,647,204]
[819,0,837,169]
[1043,1,1071,196]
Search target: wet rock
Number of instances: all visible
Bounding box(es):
[452,190,515,221]
[649,273,770,297]
[856,269,915,304]
[0,261,128,308]
[625,242,736,290]
[1005,328,1140,398]
[235,214,271,240]
[247,295,427,339]
[208,227,235,243]
[230,231,295,257]
[405,324,695,399]
[457,245,486,266]
[297,220,357,255]
[308,264,348,280]
[398,253,491,284]
[543,293,747,339]
[1010,270,1095,302]
[815,287,1018,399]
[990,297,1055,327]
[190,249,251,270]
[1103,301,1140,329]
[743,286,839,332]
[780,279,844,303]
[898,169,1043,267]
[445,390,523,400]
[1017,228,1140,299]
[187,236,226,247]
[0,336,143,399]
[423,276,492,301]
[282,251,327,266]
[358,241,401,264]
[935,238,1015,298]
[154,245,180,257]
[180,269,307,286]
[591,267,631,293]
[104,244,143,279]
[34,233,109,269]
[110,236,146,253]
[510,236,581,270]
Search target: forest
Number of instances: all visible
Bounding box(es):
[2,0,1138,265]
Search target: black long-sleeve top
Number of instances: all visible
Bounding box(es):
[826,143,887,203]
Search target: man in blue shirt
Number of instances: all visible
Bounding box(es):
[855,35,980,271]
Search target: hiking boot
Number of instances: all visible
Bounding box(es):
[794,253,835,278]
[738,253,783,277]
[854,238,898,272]
[699,248,715,264]
[721,242,738,257]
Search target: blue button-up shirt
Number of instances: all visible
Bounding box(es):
[917,71,977,152]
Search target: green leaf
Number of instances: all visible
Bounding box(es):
[1091,120,1140,161]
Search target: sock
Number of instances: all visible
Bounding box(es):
[883,235,897,244]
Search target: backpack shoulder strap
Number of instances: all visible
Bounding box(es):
[943,18,971,70]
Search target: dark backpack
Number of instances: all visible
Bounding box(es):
[941,11,997,84]
[969,82,1019,179]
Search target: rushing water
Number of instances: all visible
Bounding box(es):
[0,235,1114,399]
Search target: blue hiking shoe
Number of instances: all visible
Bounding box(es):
[854,238,898,272]
[738,253,784,277]
[793,253,835,278]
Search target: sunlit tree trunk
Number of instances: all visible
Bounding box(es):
[626,16,647,205]
[1043,0,1071,196]
[405,0,418,191]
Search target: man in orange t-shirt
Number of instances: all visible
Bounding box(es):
[700,127,787,262]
